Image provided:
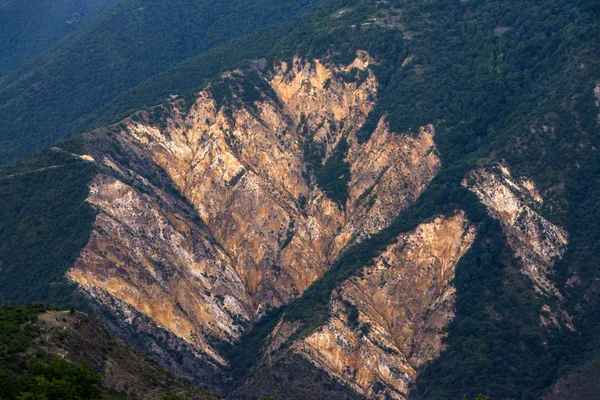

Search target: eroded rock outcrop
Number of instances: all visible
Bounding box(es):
[295,212,476,399]
[69,172,249,365]
[69,52,441,365]
[462,163,568,298]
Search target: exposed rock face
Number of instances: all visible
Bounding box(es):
[68,52,441,365]
[336,120,438,255]
[295,212,476,399]
[462,163,568,298]
[69,173,246,365]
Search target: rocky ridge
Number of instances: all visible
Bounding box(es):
[60,52,573,398]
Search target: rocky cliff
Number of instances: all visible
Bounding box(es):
[462,163,574,331]
[294,212,476,399]
[67,52,441,371]
[59,50,578,398]
[462,163,567,298]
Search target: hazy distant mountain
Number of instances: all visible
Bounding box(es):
[0,0,123,76]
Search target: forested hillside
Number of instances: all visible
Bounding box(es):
[0,0,324,165]
[0,304,218,399]
[0,0,599,399]
[0,0,122,77]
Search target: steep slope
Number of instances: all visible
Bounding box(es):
[0,0,123,77]
[462,163,581,333]
[297,212,476,399]
[0,147,97,306]
[542,358,600,400]
[33,310,219,399]
[463,164,568,300]
[238,162,572,400]
[66,53,441,372]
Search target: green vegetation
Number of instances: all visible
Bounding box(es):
[0,0,122,77]
[316,136,351,205]
[0,0,599,398]
[208,70,282,119]
[0,305,218,400]
[298,116,351,205]
[0,0,325,165]
[344,301,359,328]
[0,145,97,308]
[13,358,111,400]
[0,305,116,399]
[216,0,600,398]
[0,305,48,370]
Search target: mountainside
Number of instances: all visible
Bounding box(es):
[0,0,324,165]
[0,0,599,399]
[0,304,218,399]
[65,52,443,386]
[0,0,123,77]
[543,358,600,400]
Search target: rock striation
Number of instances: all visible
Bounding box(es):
[68,52,441,366]
[295,212,476,399]
[462,163,568,298]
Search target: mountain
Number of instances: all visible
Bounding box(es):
[0,0,123,77]
[0,0,599,399]
[0,0,324,165]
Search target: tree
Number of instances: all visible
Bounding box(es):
[18,358,105,400]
